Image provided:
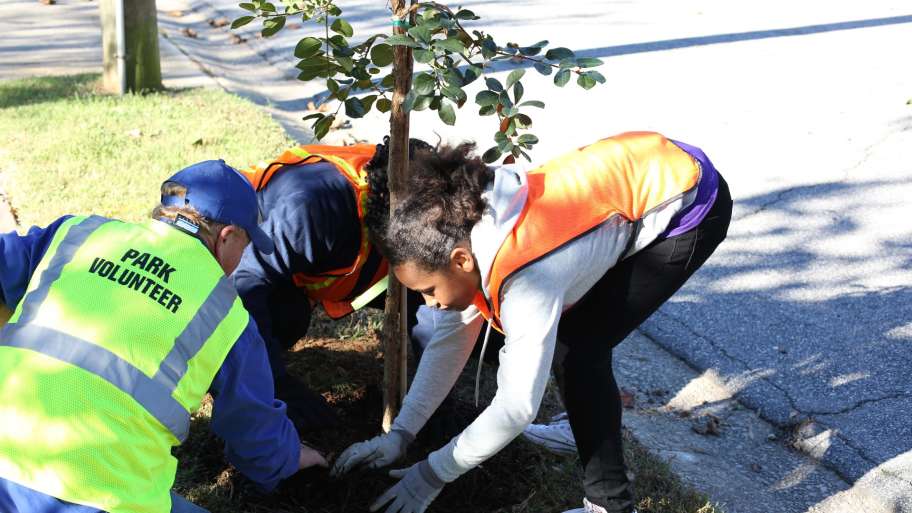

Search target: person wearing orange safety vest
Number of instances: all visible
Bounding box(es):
[332,132,733,513]
[232,137,473,436]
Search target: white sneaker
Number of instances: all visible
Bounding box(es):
[522,418,576,455]
[562,498,637,513]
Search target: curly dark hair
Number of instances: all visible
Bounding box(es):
[364,136,434,251]
[385,142,494,271]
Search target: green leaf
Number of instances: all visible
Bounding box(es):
[413,72,436,95]
[504,118,517,136]
[329,35,348,49]
[335,87,350,101]
[260,2,276,12]
[502,106,518,117]
[380,74,395,88]
[506,69,525,89]
[442,84,467,106]
[498,90,513,109]
[478,105,496,116]
[577,73,597,90]
[385,35,419,48]
[434,38,466,54]
[302,112,324,122]
[575,57,603,68]
[482,147,502,163]
[360,95,378,112]
[455,9,479,20]
[313,115,334,139]
[331,18,353,37]
[344,97,366,118]
[497,139,515,153]
[554,69,571,87]
[376,98,392,113]
[413,48,435,64]
[408,25,432,45]
[239,3,256,12]
[294,37,323,59]
[475,90,499,107]
[545,47,574,60]
[231,15,255,29]
[533,62,552,76]
[261,16,285,37]
[517,134,539,145]
[559,58,578,69]
[370,43,394,67]
[337,56,354,72]
[438,100,456,125]
[463,65,483,85]
[518,40,548,56]
[443,69,463,87]
[481,37,498,59]
[516,113,532,127]
[485,77,504,93]
[494,131,508,144]
[326,78,339,94]
[519,100,545,109]
[412,94,434,111]
[513,81,524,104]
[584,70,606,84]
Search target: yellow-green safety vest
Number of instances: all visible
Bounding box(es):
[0,216,250,513]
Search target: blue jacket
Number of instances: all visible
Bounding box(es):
[0,217,300,512]
[232,161,383,373]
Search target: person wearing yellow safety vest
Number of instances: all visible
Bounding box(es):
[232,137,487,439]
[332,132,733,513]
[0,161,327,513]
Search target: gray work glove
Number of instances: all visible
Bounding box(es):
[370,460,445,513]
[330,430,411,476]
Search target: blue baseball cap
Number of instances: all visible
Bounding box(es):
[162,159,274,254]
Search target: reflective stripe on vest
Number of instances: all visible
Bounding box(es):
[0,217,239,441]
[472,132,702,331]
[240,144,389,318]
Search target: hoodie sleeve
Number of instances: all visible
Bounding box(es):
[427,272,561,482]
[391,305,484,436]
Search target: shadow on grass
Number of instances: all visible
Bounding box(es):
[0,73,102,109]
[0,73,202,110]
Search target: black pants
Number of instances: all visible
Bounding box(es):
[555,177,732,512]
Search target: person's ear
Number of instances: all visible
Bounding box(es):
[450,246,475,274]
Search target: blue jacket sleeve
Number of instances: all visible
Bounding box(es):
[0,216,72,309]
[209,319,300,491]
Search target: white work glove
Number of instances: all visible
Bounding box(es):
[330,430,411,476]
[370,460,445,513]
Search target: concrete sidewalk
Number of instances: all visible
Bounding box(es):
[2,0,910,511]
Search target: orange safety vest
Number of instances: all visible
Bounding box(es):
[472,131,702,332]
[240,144,389,319]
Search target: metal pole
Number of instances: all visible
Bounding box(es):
[114,0,127,94]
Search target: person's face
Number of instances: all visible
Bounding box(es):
[394,246,480,312]
[213,225,250,275]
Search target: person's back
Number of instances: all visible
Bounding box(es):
[0,160,324,513]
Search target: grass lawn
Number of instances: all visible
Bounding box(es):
[0,74,293,227]
[0,75,720,513]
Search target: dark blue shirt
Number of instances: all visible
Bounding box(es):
[0,217,300,512]
[232,162,384,372]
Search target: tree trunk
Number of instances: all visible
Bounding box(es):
[381,0,415,432]
[100,0,163,93]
